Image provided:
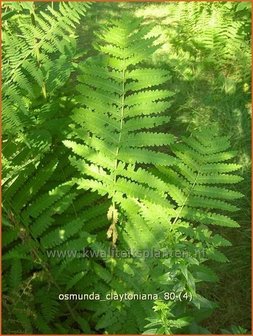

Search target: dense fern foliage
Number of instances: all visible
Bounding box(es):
[2,1,88,134]
[2,2,91,333]
[2,2,250,335]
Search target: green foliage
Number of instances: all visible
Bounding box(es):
[159,128,243,231]
[64,16,177,245]
[221,325,248,335]
[2,2,250,335]
[144,300,190,335]
[2,1,89,134]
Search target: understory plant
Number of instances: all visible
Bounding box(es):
[2,3,246,335]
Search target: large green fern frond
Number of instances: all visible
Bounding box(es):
[153,126,243,249]
[65,16,176,243]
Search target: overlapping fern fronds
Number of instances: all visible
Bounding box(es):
[2,1,89,133]
[2,6,246,334]
[168,2,251,85]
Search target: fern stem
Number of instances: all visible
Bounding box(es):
[107,65,126,245]
[30,4,47,99]
[112,66,126,195]
[60,165,78,219]
[171,171,200,226]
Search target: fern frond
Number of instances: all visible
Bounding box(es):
[158,128,242,231]
[65,16,176,244]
